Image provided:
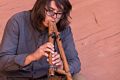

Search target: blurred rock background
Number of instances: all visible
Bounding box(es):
[0,0,120,80]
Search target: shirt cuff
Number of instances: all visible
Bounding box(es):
[14,54,28,67]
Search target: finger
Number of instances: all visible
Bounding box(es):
[44,48,54,54]
[52,53,60,61]
[44,52,48,57]
[47,42,54,47]
[47,55,61,64]
[56,61,63,70]
[46,42,54,49]
[55,60,63,66]
[41,42,54,51]
[52,52,59,58]
[52,52,58,55]
[56,62,62,66]
[52,58,61,64]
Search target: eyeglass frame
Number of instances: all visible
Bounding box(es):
[45,8,63,19]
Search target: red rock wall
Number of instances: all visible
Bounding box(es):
[0,0,120,80]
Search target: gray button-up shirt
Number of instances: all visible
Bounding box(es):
[0,11,80,79]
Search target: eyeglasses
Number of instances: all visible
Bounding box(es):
[45,8,63,19]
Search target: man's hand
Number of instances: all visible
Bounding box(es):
[24,42,54,65]
[47,52,63,70]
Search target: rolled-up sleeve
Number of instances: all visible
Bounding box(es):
[61,26,81,75]
[0,16,28,71]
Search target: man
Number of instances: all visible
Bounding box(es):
[0,0,81,80]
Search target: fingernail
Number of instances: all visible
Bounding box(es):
[52,51,54,54]
[52,62,55,64]
[52,58,54,60]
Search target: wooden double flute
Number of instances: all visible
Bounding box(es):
[48,21,72,80]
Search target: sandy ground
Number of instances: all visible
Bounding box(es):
[0,0,120,80]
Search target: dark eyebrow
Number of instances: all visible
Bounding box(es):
[49,7,55,10]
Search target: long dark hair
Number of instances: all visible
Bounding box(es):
[30,0,72,32]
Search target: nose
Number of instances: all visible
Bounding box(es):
[50,16,57,22]
[51,14,57,19]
